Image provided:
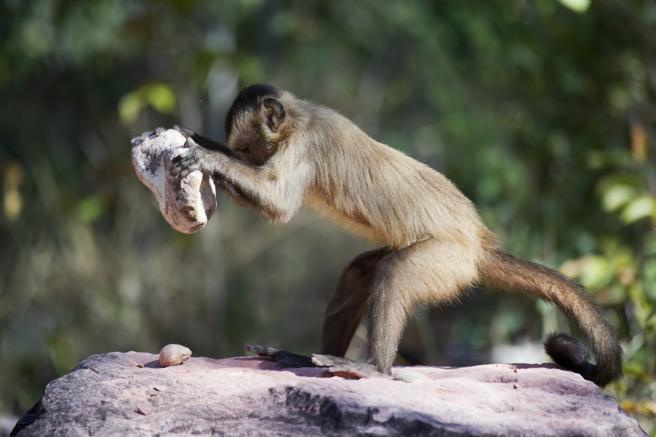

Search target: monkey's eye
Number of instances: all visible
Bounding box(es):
[232,142,249,154]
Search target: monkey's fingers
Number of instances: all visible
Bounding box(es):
[173,125,195,138]
[182,135,201,149]
[244,344,314,368]
[168,148,204,181]
[167,154,187,180]
[245,344,279,357]
[311,354,391,379]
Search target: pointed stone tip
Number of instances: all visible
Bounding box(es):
[130,136,143,147]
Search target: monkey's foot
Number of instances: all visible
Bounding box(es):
[311,354,390,380]
[244,344,313,368]
[244,344,390,380]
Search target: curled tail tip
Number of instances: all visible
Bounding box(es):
[544,333,621,387]
[544,333,591,369]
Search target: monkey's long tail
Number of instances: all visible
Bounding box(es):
[479,249,622,387]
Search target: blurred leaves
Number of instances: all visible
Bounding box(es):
[77,196,104,224]
[561,255,613,290]
[119,82,177,125]
[601,182,637,213]
[621,195,655,224]
[599,176,656,224]
[559,0,591,14]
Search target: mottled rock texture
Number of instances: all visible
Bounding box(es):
[12,352,645,436]
[131,128,216,234]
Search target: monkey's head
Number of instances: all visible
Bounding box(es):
[224,84,291,166]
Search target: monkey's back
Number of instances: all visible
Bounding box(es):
[306,108,493,250]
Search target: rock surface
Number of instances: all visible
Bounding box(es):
[12,352,645,436]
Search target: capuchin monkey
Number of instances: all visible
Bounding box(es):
[168,84,622,386]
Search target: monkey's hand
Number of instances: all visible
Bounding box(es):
[167,138,213,181]
[245,344,314,368]
[173,125,236,156]
[172,124,195,139]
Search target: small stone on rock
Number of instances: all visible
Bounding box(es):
[159,344,192,367]
[135,405,151,416]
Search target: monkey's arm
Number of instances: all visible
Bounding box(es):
[171,127,258,207]
[169,136,310,223]
[173,126,235,156]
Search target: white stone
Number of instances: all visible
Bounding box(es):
[159,344,192,367]
[131,128,216,234]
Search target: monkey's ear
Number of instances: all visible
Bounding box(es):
[262,97,286,132]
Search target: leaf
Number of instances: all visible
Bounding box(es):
[118,82,177,125]
[558,0,590,13]
[144,83,176,114]
[118,92,143,125]
[601,184,636,212]
[573,255,613,289]
[78,196,103,223]
[622,360,646,378]
[621,195,655,224]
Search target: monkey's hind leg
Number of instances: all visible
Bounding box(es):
[367,239,479,374]
[321,248,388,357]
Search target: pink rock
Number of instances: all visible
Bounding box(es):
[11,352,645,436]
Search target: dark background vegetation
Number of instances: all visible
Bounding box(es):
[1,0,655,432]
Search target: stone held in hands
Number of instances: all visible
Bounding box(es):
[131,128,216,234]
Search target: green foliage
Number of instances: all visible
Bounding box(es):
[119,82,177,125]
[1,0,654,432]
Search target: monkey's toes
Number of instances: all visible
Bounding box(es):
[311,354,390,379]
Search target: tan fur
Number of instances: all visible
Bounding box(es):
[184,86,621,383]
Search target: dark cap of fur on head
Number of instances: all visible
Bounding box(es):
[225,84,280,139]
